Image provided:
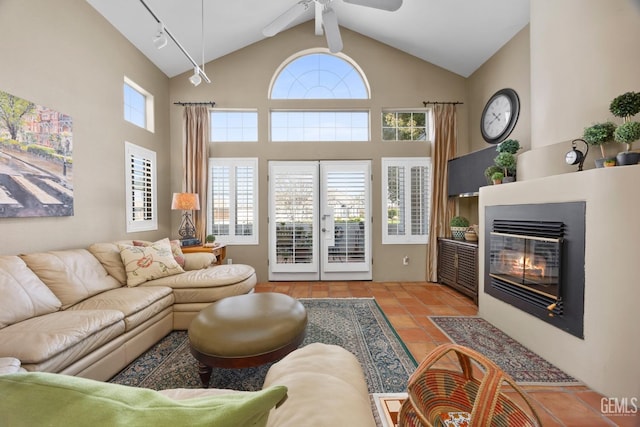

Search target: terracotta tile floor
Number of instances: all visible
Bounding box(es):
[256,281,639,427]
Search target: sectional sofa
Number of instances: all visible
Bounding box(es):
[0,238,257,381]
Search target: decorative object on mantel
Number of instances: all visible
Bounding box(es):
[171,192,201,246]
[583,121,617,168]
[565,138,589,171]
[464,226,478,242]
[484,139,520,183]
[449,216,470,240]
[610,91,640,166]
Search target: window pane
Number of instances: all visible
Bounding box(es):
[381,110,430,141]
[124,83,146,128]
[210,111,258,142]
[271,53,368,99]
[271,111,369,142]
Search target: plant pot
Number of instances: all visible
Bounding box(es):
[604,158,617,167]
[616,151,640,166]
[595,157,617,168]
[502,176,515,183]
[450,227,467,240]
[492,179,502,185]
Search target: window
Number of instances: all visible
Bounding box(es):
[382,110,431,141]
[270,52,369,99]
[125,142,157,232]
[124,77,154,132]
[210,110,258,142]
[271,111,369,142]
[208,158,258,245]
[382,157,431,244]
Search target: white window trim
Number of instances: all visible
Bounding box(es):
[381,157,431,244]
[125,142,157,232]
[208,157,259,245]
[124,76,155,133]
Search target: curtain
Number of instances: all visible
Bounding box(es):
[426,104,457,282]
[182,106,209,243]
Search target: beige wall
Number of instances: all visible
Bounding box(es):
[0,0,171,255]
[478,0,640,398]
[169,22,468,282]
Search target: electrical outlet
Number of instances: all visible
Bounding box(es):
[227,258,232,265]
[403,256,409,266]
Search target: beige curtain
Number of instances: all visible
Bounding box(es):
[182,106,209,243]
[426,104,457,282]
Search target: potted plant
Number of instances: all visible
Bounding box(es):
[450,216,470,241]
[494,152,517,182]
[496,139,521,155]
[204,234,216,247]
[491,171,504,184]
[484,165,502,185]
[583,121,617,167]
[610,91,640,166]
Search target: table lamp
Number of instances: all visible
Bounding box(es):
[171,192,200,246]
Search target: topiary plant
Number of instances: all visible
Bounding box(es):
[496,139,521,155]
[614,121,640,151]
[583,122,616,158]
[494,152,517,177]
[450,216,470,228]
[491,171,504,182]
[609,92,640,119]
[484,165,502,184]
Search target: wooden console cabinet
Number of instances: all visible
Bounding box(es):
[437,238,478,304]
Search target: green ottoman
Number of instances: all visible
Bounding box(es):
[188,292,307,387]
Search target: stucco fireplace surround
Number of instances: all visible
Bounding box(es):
[478,165,640,399]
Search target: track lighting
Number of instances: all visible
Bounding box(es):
[153,22,168,49]
[189,67,202,86]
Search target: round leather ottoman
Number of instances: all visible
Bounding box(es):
[188,292,307,387]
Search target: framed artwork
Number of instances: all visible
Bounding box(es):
[0,90,73,217]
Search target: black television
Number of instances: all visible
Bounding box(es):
[447,146,497,197]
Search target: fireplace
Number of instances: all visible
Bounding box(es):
[484,202,585,338]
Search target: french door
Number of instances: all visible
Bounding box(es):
[268,160,371,281]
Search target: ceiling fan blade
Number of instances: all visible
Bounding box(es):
[342,0,402,12]
[263,0,313,37]
[322,7,343,53]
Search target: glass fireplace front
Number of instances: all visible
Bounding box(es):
[489,232,562,299]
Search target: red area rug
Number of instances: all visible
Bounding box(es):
[430,316,581,385]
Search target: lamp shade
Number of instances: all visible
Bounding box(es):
[171,193,200,210]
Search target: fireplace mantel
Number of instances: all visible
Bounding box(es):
[478,165,640,399]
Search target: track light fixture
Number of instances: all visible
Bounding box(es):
[153,22,168,49]
[189,67,202,86]
[139,0,211,85]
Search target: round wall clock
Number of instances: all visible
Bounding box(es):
[480,88,520,144]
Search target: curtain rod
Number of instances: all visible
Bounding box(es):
[173,102,216,107]
[423,101,464,106]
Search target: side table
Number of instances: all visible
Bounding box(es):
[181,243,226,265]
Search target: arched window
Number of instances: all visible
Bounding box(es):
[270,52,369,100]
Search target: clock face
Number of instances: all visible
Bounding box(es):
[565,150,579,165]
[481,89,520,144]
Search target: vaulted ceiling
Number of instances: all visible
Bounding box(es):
[87,0,529,79]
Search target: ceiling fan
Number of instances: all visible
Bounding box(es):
[262,0,403,53]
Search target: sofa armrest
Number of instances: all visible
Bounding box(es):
[0,357,26,375]
[183,253,216,270]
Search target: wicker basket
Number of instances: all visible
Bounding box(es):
[398,343,542,427]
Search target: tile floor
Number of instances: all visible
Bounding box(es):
[255,281,639,427]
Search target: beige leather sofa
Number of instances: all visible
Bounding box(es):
[0,240,256,382]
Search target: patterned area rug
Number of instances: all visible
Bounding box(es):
[110,298,417,394]
[430,316,581,385]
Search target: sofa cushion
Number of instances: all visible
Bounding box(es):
[134,239,186,268]
[68,286,174,331]
[144,264,256,289]
[19,250,121,309]
[118,238,185,287]
[0,372,288,427]
[87,241,131,285]
[0,309,124,365]
[0,256,62,328]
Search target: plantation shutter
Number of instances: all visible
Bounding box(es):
[125,142,157,232]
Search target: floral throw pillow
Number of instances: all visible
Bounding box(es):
[133,239,186,268]
[119,238,184,287]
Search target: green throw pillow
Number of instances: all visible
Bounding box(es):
[0,372,287,427]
